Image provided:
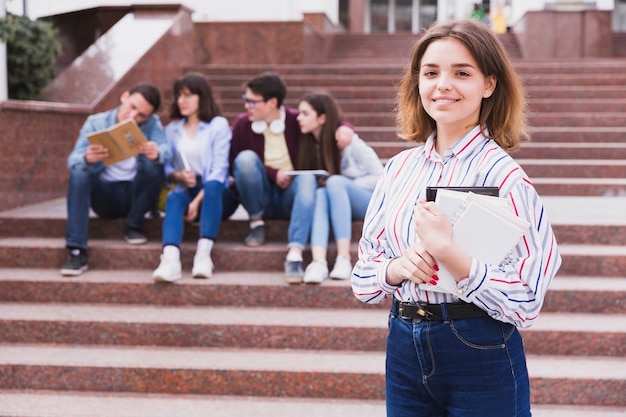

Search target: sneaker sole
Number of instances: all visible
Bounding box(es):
[153,274,182,283]
[329,274,350,280]
[244,240,264,247]
[125,238,148,245]
[60,266,88,277]
[192,272,212,279]
[285,276,303,285]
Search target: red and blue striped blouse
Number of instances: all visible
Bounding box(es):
[351,125,562,328]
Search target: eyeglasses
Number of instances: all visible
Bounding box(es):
[241,95,266,107]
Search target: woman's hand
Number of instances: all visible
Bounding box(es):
[335,125,354,150]
[413,200,472,282]
[185,199,200,222]
[178,170,197,188]
[413,200,454,259]
[386,242,439,286]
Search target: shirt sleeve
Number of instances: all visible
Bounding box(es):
[456,180,562,328]
[351,160,402,304]
[204,117,232,185]
[348,135,383,190]
[142,115,170,164]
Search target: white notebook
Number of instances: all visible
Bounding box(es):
[418,190,530,300]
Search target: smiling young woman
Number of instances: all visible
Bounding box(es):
[353,19,561,417]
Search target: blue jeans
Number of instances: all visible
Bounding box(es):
[310,175,373,249]
[231,150,316,249]
[65,158,164,250]
[162,179,227,246]
[386,302,531,417]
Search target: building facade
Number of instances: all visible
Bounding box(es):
[16,0,621,31]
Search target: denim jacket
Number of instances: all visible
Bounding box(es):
[164,116,232,193]
[67,107,170,175]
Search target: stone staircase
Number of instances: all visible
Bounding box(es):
[0,56,625,415]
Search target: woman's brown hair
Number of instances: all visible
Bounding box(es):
[296,91,342,176]
[395,19,528,153]
[170,72,222,123]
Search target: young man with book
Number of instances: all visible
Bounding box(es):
[61,83,172,276]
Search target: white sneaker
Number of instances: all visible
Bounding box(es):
[303,260,328,284]
[153,255,182,283]
[192,253,213,279]
[330,255,353,280]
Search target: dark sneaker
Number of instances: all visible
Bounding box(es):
[124,228,147,245]
[284,260,304,285]
[244,225,266,247]
[60,250,88,276]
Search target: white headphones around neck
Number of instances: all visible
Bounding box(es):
[251,107,286,134]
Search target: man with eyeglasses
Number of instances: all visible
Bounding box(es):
[223,71,353,283]
[61,84,172,277]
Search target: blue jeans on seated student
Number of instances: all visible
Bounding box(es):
[65,158,164,250]
[162,179,227,246]
[386,306,531,417]
[231,149,316,250]
[310,175,373,248]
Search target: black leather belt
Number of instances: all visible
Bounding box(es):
[393,299,488,322]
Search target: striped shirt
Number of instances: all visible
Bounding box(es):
[351,126,562,328]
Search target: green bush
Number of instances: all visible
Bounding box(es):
[0,12,61,100]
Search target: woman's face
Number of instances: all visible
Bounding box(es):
[177,87,199,118]
[418,38,495,134]
[297,100,326,139]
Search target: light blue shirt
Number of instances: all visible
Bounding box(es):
[164,116,232,193]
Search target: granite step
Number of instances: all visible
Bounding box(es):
[0,238,625,276]
[214,85,399,100]
[219,97,626,114]
[223,111,626,128]
[0,302,623,356]
[0,390,386,417]
[531,177,626,196]
[0,343,624,406]
[364,129,626,145]
[195,60,626,76]
[370,141,626,160]
[0,269,623,315]
[520,73,626,87]
[213,84,626,101]
[527,98,626,113]
[2,194,625,231]
[204,71,626,87]
[1,390,625,417]
[516,159,626,178]
[9,390,626,417]
[2,204,626,246]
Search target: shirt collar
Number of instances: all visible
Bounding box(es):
[426,125,487,161]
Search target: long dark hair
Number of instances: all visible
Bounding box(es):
[170,72,222,122]
[296,91,342,176]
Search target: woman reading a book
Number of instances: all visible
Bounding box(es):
[351,20,562,416]
[152,73,231,282]
[296,91,383,284]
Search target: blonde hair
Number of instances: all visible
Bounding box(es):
[395,19,528,152]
